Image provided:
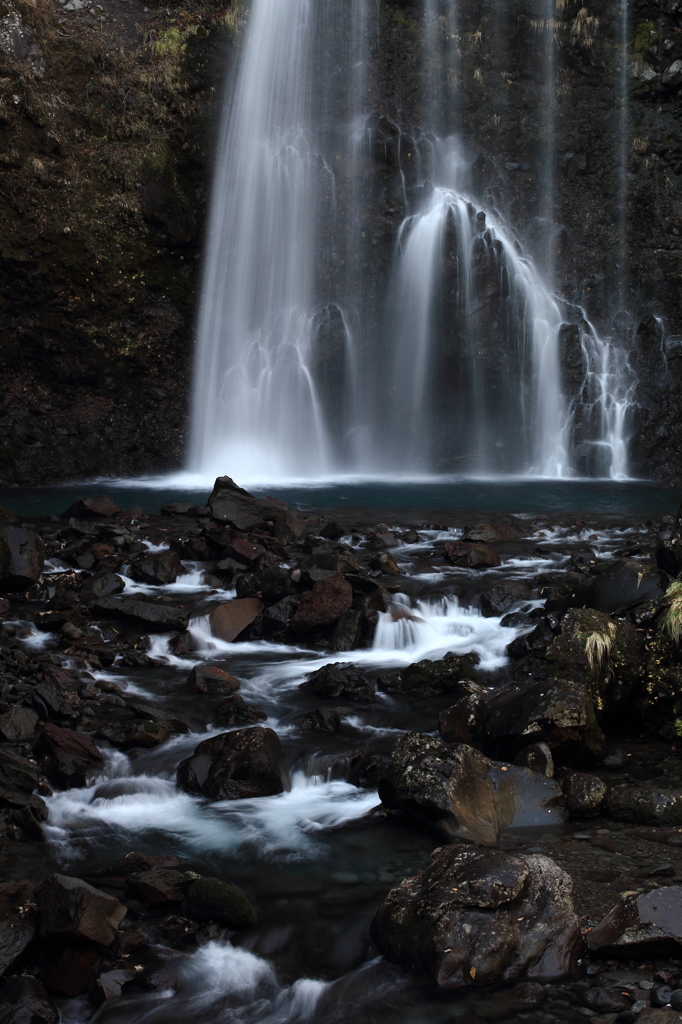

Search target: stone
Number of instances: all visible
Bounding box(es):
[37,723,105,787]
[398,653,481,695]
[209,598,263,642]
[36,874,126,946]
[369,551,400,575]
[370,846,581,989]
[129,550,183,586]
[304,662,374,703]
[583,987,632,1012]
[80,572,125,602]
[0,705,38,742]
[588,560,668,615]
[31,680,77,719]
[444,540,501,569]
[160,502,197,515]
[0,526,44,590]
[92,596,189,631]
[61,495,121,519]
[439,693,487,745]
[40,941,104,997]
[183,877,256,928]
[0,977,58,1024]
[290,573,353,634]
[605,785,682,826]
[0,880,37,978]
[103,852,188,877]
[462,522,525,543]
[176,727,283,800]
[88,966,137,1006]
[214,694,267,726]
[295,707,341,731]
[96,719,178,750]
[228,537,266,564]
[0,748,43,812]
[587,887,682,954]
[236,567,298,602]
[513,742,554,777]
[207,476,275,532]
[331,609,364,651]
[480,581,533,617]
[186,664,240,696]
[127,868,187,905]
[563,772,607,817]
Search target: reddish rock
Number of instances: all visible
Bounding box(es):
[229,537,266,564]
[36,874,126,946]
[127,868,187,906]
[61,495,122,519]
[129,550,183,586]
[37,724,104,787]
[92,543,116,561]
[290,573,353,634]
[209,598,263,642]
[88,966,137,1006]
[186,664,240,695]
[176,726,283,800]
[444,541,501,569]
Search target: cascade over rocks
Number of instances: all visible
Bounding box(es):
[370,846,582,988]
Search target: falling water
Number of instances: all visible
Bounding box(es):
[189,0,635,483]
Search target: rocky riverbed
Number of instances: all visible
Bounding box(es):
[0,477,682,1022]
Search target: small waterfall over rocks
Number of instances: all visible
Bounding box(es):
[189,0,636,483]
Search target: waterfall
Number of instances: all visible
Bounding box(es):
[188,0,635,483]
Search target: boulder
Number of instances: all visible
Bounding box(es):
[462,522,525,543]
[92,596,189,631]
[513,742,554,777]
[36,874,126,946]
[214,695,267,726]
[209,598,263,642]
[0,526,44,590]
[176,727,283,800]
[160,502,197,515]
[562,772,607,817]
[295,707,341,732]
[39,940,104,997]
[227,537,266,564]
[129,550,183,586]
[587,887,682,955]
[370,846,581,988]
[0,748,44,812]
[208,476,275,532]
[89,966,137,1006]
[31,681,77,720]
[369,551,400,575]
[331,609,364,651]
[480,581,533,617]
[186,664,240,696]
[183,877,256,928]
[80,572,125,602]
[96,719,180,750]
[127,868,187,905]
[61,495,122,519]
[394,653,481,695]
[588,560,668,615]
[37,723,104,787]
[290,574,353,634]
[0,705,38,742]
[0,977,58,1024]
[0,880,38,978]
[304,662,374,703]
[605,784,682,826]
[261,595,299,638]
[236,567,298,602]
[444,541,501,569]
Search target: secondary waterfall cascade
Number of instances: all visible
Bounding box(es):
[189,0,635,483]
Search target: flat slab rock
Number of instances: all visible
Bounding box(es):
[587,886,682,954]
[370,846,581,989]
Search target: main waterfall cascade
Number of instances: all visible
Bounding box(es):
[189,0,635,483]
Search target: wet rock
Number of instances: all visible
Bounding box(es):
[304,663,374,703]
[488,762,566,829]
[214,694,267,726]
[588,560,668,615]
[0,748,44,813]
[462,522,525,543]
[137,961,178,992]
[480,580,533,617]
[370,846,581,988]
[176,727,283,800]
[0,880,37,977]
[36,874,126,945]
[331,609,364,651]
[0,526,44,590]
[369,551,400,575]
[88,966,137,1006]
[605,785,682,826]
[61,496,122,519]
[349,752,387,789]
[37,723,104,787]
[92,596,189,631]
[475,981,547,1018]
[104,852,188,877]
[395,652,481,695]
[657,507,682,577]
[236,567,298,603]
[129,550,183,586]
[127,868,187,905]
[207,476,275,532]
[444,540,501,569]
[513,742,554,777]
[583,987,632,1012]
[290,573,353,634]
[439,693,487,745]
[0,705,38,742]
[262,595,299,638]
[183,877,256,928]
[31,680,77,720]
[153,915,198,950]
[209,598,263,642]
[227,537,266,564]
[186,664,240,696]
[563,772,608,817]
[587,886,682,955]
[160,502,197,516]
[40,940,104,997]
[96,718,180,750]
[0,977,58,1024]
[80,572,125,602]
[295,707,341,731]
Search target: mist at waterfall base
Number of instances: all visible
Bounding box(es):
[188,0,637,486]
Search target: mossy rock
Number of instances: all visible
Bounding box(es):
[183,877,255,929]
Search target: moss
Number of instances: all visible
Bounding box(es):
[634,20,657,55]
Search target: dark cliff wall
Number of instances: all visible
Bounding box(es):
[0,0,680,484]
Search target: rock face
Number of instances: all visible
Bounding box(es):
[370,846,582,988]
[36,874,126,946]
[0,526,44,590]
[378,733,565,845]
[587,887,682,955]
[176,727,283,800]
[290,574,353,633]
